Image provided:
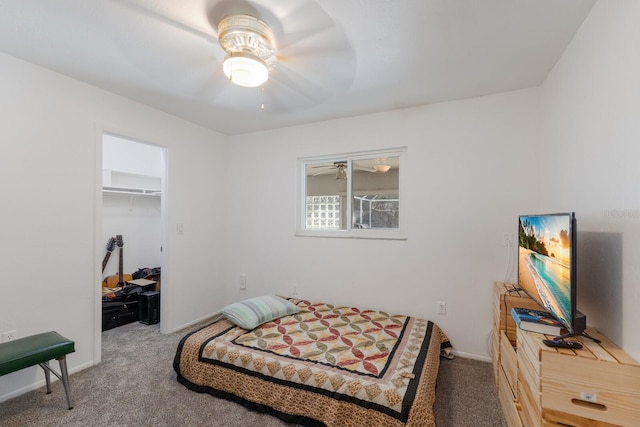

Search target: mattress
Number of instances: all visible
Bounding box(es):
[174,298,451,426]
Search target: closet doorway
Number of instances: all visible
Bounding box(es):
[101,133,165,339]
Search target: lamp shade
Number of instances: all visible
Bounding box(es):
[373,164,391,173]
[223,52,269,87]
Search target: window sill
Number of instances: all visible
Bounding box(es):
[295,229,407,240]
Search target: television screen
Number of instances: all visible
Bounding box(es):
[518,213,576,333]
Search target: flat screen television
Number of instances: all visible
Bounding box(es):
[517,212,586,336]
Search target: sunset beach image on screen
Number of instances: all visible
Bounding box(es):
[518,214,572,329]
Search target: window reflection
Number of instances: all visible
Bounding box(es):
[305,161,348,230]
[351,158,399,230]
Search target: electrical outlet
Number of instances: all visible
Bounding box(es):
[2,330,16,342]
[437,301,446,315]
[240,274,247,290]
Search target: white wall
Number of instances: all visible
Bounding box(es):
[540,0,640,359]
[0,52,229,400]
[103,133,162,178]
[225,89,544,359]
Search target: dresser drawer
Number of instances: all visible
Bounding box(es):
[499,330,518,394]
[541,350,640,426]
[498,367,523,427]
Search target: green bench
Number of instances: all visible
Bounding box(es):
[0,331,75,409]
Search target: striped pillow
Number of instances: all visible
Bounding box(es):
[222,295,300,330]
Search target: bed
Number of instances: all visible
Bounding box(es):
[173,296,451,427]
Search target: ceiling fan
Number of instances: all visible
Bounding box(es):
[311,161,380,179]
[112,0,356,110]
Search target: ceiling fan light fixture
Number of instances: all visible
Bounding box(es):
[373,164,391,173]
[223,52,269,87]
[218,14,277,88]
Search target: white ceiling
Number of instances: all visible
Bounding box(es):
[0,0,595,135]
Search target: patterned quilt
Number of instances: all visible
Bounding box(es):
[174,298,451,427]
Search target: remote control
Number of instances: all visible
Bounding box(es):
[542,339,583,349]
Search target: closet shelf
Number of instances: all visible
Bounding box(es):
[103,186,161,197]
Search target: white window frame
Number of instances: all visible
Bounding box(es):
[296,147,407,240]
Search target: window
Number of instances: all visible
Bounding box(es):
[297,148,406,239]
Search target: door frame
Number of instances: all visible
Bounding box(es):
[94,126,168,364]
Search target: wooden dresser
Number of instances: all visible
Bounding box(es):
[492,282,640,426]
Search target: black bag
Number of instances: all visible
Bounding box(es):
[102,284,143,302]
[132,267,161,280]
[102,300,140,331]
[121,284,143,300]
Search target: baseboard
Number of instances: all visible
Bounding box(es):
[0,360,94,403]
[171,310,222,333]
[450,350,492,363]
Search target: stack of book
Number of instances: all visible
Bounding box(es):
[510,307,563,335]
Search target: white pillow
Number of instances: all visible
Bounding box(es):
[222,295,300,330]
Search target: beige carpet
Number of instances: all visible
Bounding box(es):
[0,321,506,426]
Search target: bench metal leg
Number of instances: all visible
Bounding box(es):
[38,356,73,410]
[58,356,73,410]
[43,361,52,393]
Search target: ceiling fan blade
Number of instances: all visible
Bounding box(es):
[354,166,376,173]
[269,0,340,51]
[264,17,355,110]
[259,76,324,112]
[308,162,336,177]
[110,26,225,99]
[261,53,353,112]
[112,0,219,44]
[105,0,233,100]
